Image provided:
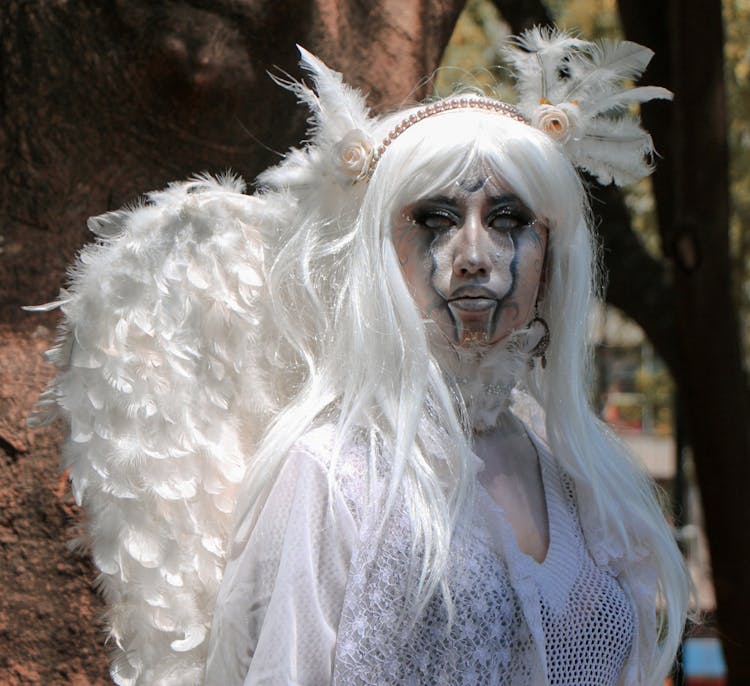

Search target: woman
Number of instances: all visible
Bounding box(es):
[34,29,689,686]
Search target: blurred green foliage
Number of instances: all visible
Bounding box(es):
[435,0,511,98]
[725,1,750,361]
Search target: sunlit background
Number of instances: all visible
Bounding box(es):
[438,2,749,683]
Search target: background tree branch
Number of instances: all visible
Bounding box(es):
[489,0,552,30]
[620,0,750,682]
[591,182,678,375]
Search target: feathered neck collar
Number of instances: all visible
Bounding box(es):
[433,338,530,434]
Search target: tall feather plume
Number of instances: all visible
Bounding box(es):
[506,27,587,109]
[295,46,372,144]
[260,47,375,192]
[504,27,672,186]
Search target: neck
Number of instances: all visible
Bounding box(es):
[433,337,530,434]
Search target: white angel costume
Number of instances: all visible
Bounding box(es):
[206,421,653,686]
[31,28,688,686]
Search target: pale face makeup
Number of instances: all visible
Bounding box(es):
[392,168,548,347]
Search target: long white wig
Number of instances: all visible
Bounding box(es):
[232,105,689,684]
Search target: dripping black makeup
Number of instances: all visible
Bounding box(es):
[391,171,547,347]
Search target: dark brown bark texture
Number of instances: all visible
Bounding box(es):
[619,0,750,683]
[0,1,465,683]
[0,0,470,320]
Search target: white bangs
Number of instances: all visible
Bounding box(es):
[367,107,584,236]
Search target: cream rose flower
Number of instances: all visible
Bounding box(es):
[333,129,374,182]
[531,102,582,144]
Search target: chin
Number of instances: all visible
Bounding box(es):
[454,325,511,349]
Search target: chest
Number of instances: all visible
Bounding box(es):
[334,457,636,686]
[474,427,549,563]
[450,451,636,685]
[445,524,636,686]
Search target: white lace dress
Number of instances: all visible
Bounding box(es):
[205,425,652,685]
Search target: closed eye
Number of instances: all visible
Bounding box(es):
[488,211,531,232]
[412,206,459,232]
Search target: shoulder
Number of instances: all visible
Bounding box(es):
[278,423,371,524]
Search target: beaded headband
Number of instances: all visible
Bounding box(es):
[370,97,528,174]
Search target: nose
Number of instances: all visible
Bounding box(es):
[452,215,492,277]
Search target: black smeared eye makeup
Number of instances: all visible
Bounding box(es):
[411,202,460,231]
[410,194,535,233]
[487,202,535,232]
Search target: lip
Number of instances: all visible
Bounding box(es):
[450,286,497,299]
[448,297,497,312]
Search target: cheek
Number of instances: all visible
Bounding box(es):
[392,225,436,304]
[487,231,516,286]
[427,237,454,293]
[392,225,462,341]
[492,230,547,340]
[517,239,545,302]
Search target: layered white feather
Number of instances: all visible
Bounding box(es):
[30,175,273,685]
[262,47,374,191]
[568,117,658,186]
[506,27,587,107]
[505,27,672,185]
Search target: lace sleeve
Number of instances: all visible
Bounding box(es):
[204,440,359,685]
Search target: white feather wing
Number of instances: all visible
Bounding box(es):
[31,175,272,685]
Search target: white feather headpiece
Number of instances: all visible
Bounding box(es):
[260,46,376,190]
[502,27,673,185]
[264,29,671,193]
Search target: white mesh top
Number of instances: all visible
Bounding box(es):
[206,425,643,685]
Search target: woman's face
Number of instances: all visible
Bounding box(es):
[392,166,548,347]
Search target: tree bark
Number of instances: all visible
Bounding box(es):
[0,0,467,323]
[489,0,552,30]
[620,0,750,682]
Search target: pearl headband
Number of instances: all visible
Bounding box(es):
[369,97,529,174]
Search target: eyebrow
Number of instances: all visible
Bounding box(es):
[420,193,523,207]
[460,177,490,193]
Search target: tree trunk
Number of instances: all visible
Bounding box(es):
[620,0,750,682]
[0,0,467,321]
